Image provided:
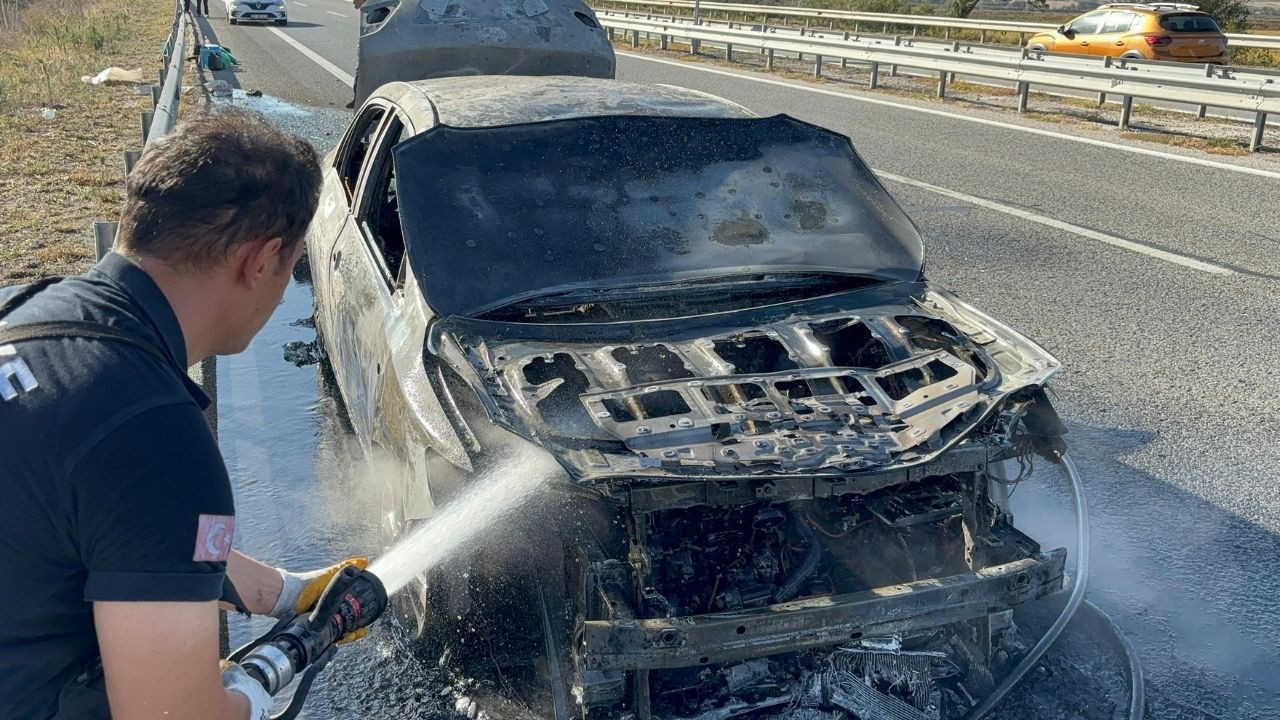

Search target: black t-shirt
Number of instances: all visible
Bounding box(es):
[0,253,235,720]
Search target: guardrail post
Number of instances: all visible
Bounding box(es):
[140,111,154,145]
[766,47,774,70]
[1195,64,1214,119]
[869,62,880,89]
[608,27,614,40]
[912,26,918,37]
[1098,57,1111,106]
[937,70,947,98]
[1119,95,1133,130]
[150,84,161,110]
[980,30,986,43]
[1016,81,1029,112]
[841,32,849,69]
[123,150,140,177]
[726,42,733,61]
[949,41,960,83]
[92,222,118,260]
[660,33,668,50]
[854,21,860,33]
[1250,112,1267,152]
[814,54,823,78]
[631,29,639,47]
[891,36,901,76]
[691,37,699,54]
[1018,32,1025,45]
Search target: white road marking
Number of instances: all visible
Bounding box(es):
[326,9,347,16]
[266,27,354,85]
[875,169,1237,276]
[293,2,306,5]
[619,52,1280,182]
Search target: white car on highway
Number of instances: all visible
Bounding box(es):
[226,0,286,25]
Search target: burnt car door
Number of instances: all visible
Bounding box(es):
[332,109,477,529]
[326,107,411,441]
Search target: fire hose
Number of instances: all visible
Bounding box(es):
[227,565,389,720]
[963,453,1090,720]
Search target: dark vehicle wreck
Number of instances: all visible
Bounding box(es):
[307,76,1074,720]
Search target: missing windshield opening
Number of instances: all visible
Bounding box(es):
[810,319,892,369]
[612,345,695,385]
[878,360,959,402]
[602,391,692,423]
[713,335,798,374]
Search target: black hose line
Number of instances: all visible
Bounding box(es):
[963,453,1090,720]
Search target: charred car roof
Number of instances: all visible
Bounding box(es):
[394,113,926,318]
[377,75,752,130]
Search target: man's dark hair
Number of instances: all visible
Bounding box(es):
[117,107,322,268]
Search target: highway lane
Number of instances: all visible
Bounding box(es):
[205,11,1280,718]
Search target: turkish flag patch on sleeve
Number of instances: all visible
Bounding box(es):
[193,514,236,562]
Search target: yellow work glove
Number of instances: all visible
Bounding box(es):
[271,557,370,643]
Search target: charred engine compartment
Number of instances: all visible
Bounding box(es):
[569,448,1066,720]
[427,286,1068,720]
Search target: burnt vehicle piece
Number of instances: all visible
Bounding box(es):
[352,0,614,105]
[306,75,1073,720]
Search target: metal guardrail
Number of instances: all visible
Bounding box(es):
[596,0,1280,51]
[598,11,1276,150]
[146,3,188,148]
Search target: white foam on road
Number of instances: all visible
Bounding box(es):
[876,170,1237,276]
[618,52,1280,182]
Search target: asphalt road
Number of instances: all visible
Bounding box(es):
[202,5,1280,718]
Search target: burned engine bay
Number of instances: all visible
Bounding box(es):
[430,282,1071,719]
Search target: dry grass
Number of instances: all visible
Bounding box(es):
[1119,130,1251,155]
[0,0,173,283]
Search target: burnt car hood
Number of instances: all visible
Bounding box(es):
[395,114,925,318]
[432,282,1061,483]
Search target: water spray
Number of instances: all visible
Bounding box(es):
[227,442,564,718]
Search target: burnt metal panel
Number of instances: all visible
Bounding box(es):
[395,114,925,319]
[579,549,1067,671]
[354,0,615,105]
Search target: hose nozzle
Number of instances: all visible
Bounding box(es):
[235,566,388,702]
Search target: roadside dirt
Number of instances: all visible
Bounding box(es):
[0,0,174,284]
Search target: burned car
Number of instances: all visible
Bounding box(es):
[306,75,1073,720]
